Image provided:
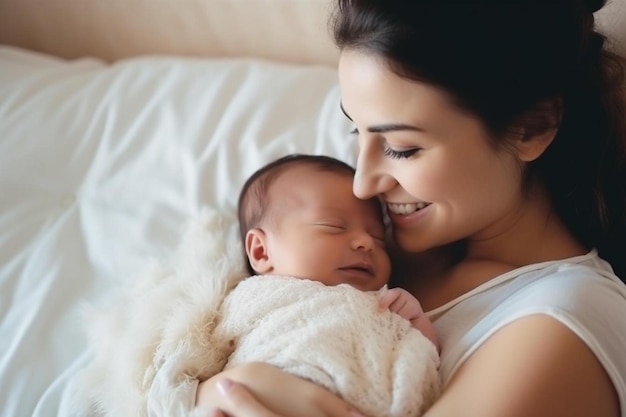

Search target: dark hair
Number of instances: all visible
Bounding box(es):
[331,0,626,280]
[238,154,357,271]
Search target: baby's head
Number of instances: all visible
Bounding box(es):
[238,154,391,291]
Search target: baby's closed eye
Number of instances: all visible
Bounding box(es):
[314,220,347,232]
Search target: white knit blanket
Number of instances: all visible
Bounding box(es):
[199,276,441,417]
[72,209,440,417]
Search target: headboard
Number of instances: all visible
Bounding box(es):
[1,0,625,64]
[0,0,339,65]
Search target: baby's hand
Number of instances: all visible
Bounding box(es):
[377,286,440,351]
[377,286,423,322]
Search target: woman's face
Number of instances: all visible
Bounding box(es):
[338,51,525,253]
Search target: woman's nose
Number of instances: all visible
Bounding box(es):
[353,154,396,200]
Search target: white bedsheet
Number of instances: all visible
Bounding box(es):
[0,46,355,417]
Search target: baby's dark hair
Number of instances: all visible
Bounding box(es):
[331,0,626,279]
[237,154,358,271]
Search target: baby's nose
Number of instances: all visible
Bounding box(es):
[351,231,374,252]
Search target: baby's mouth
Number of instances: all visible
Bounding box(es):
[340,262,374,276]
[387,202,431,215]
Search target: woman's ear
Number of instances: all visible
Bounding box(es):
[514,96,562,162]
[245,228,272,274]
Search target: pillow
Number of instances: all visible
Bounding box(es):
[0,45,354,417]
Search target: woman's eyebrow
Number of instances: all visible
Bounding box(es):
[339,102,425,133]
[368,124,425,133]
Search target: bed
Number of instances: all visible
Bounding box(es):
[1,1,625,416]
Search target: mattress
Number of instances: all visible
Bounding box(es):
[0,45,355,416]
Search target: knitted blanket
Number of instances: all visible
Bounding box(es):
[191,275,441,417]
[72,209,440,417]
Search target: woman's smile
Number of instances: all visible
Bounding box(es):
[386,201,431,215]
[386,201,433,228]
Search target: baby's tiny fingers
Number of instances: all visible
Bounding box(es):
[376,288,398,311]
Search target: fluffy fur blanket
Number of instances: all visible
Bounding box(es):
[72,209,440,417]
[72,210,248,416]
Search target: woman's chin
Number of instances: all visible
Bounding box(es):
[392,230,428,253]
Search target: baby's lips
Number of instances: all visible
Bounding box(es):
[341,260,375,276]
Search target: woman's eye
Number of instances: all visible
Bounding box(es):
[382,146,420,159]
[349,126,359,135]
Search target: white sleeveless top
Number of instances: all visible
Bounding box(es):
[428,250,626,415]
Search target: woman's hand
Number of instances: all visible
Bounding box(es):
[195,362,366,417]
[197,378,283,417]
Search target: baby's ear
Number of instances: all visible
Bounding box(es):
[245,228,272,274]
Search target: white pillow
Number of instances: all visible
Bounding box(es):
[0,46,354,417]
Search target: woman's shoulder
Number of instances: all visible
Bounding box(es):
[434,250,626,327]
[434,252,626,413]
[494,250,626,307]
[443,250,622,306]
[434,250,626,392]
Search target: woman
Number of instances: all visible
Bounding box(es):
[195,0,626,416]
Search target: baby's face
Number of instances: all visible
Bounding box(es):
[262,166,391,291]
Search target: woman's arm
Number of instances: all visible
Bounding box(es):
[195,317,619,417]
[195,362,366,417]
[425,315,619,417]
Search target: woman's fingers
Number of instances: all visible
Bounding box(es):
[215,378,281,417]
[196,363,369,417]
[214,377,367,417]
[203,409,227,417]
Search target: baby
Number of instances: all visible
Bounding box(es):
[237,153,438,344]
[75,154,440,417]
[189,154,441,417]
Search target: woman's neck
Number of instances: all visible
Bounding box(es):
[463,183,587,269]
[396,183,587,310]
